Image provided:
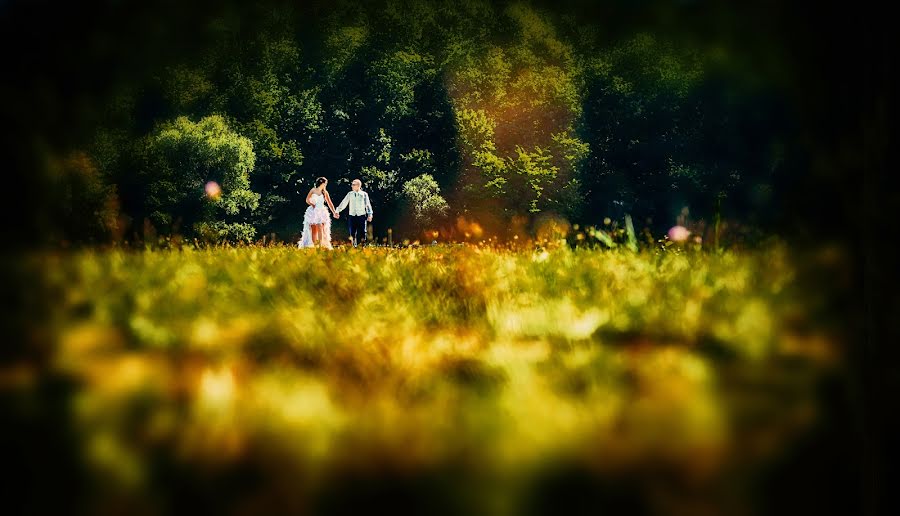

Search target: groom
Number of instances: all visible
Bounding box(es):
[334,179,373,247]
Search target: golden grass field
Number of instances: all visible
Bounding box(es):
[8,243,842,515]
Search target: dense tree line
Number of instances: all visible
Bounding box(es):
[5,0,791,244]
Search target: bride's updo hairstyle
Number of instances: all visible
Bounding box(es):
[315,177,328,188]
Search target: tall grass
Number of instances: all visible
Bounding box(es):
[8,243,839,515]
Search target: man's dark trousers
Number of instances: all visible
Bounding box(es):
[348,215,367,246]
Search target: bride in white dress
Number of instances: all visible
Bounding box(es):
[298,177,338,249]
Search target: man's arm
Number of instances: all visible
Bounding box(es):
[364,192,373,217]
[335,193,350,213]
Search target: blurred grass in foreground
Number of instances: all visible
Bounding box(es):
[4,243,841,515]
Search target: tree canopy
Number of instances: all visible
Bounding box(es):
[3,0,804,245]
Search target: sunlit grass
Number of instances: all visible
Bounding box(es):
[16,243,838,514]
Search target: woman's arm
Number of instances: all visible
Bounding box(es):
[306,189,316,207]
[323,190,337,214]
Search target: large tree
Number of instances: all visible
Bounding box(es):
[141,115,258,241]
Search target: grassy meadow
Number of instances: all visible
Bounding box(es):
[8,242,841,515]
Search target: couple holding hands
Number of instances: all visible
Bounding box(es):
[298,177,373,249]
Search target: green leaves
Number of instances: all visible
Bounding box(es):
[323,24,369,81]
[369,50,438,120]
[402,173,449,229]
[143,115,258,239]
[508,145,558,213]
[73,0,783,244]
[456,109,497,154]
[359,165,398,194]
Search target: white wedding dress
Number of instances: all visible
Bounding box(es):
[298,193,332,249]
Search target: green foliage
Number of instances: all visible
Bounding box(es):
[508,145,558,213]
[456,108,498,155]
[50,152,121,242]
[143,115,258,238]
[195,221,257,243]
[198,32,324,237]
[163,65,214,113]
[446,2,591,222]
[68,0,786,244]
[399,148,437,177]
[323,24,369,81]
[359,164,398,194]
[401,173,449,228]
[575,31,784,232]
[369,50,438,120]
[371,127,393,165]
